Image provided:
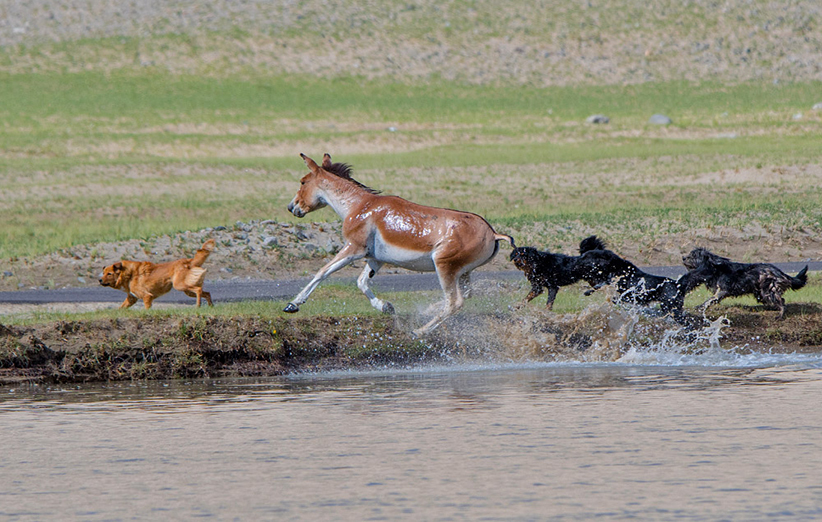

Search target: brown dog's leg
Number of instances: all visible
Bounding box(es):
[120,294,138,309]
[142,295,155,309]
[184,289,213,307]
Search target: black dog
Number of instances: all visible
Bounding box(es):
[510,236,606,309]
[680,248,808,319]
[574,238,690,324]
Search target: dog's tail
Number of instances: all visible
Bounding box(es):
[185,267,207,287]
[192,239,215,267]
[579,235,606,254]
[495,233,516,249]
[791,265,809,290]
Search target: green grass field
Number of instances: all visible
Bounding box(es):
[1,71,820,260]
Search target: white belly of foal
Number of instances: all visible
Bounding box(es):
[372,237,436,272]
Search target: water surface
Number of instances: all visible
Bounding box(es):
[2,355,822,520]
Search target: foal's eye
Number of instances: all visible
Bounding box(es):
[301,180,305,185]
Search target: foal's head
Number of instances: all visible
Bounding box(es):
[287,153,333,217]
[287,153,371,218]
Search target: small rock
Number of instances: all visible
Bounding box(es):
[77,277,86,284]
[813,102,822,110]
[586,114,610,124]
[388,126,397,132]
[214,225,227,231]
[649,114,672,125]
[2,271,12,277]
[792,113,803,120]
[262,236,279,247]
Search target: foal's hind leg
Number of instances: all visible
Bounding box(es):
[414,267,464,336]
[357,260,394,314]
[459,272,472,299]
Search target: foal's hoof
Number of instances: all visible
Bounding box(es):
[283,303,300,313]
[382,302,395,315]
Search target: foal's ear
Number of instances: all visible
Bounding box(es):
[300,153,320,172]
[322,153,332,168]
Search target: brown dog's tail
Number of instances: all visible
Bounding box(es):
[495,233,516,249]
[191,239,215,267]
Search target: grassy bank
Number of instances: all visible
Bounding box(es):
[3,275,821,385]
[3,299,822,385]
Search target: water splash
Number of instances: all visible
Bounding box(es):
[420,281,820,368]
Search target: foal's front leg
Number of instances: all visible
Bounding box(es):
[284,243,365,313]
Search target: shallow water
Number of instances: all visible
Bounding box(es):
[3,348,822,521]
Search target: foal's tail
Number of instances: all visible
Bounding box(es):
[495,233,516,249]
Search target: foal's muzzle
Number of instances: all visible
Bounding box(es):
[287,201,305,218]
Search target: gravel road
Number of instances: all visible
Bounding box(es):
[2,262,818,307]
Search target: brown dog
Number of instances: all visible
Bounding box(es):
[99,239,215,309]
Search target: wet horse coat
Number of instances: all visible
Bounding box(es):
[285,153,514,334]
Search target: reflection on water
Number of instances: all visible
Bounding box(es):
[3,360,822,520]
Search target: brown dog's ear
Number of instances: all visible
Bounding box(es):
[113,261,124,272]
[300,153,320,173]
[322,153,332,168]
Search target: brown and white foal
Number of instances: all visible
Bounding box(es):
[284,153,514,335]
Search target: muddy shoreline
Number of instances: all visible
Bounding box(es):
[2,303,821,386]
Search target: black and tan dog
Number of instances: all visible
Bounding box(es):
[574,238,690,324]
[510,235,605,309]
[680,247,808,319]
[99,239,215,309]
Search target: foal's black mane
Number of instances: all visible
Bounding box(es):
[324,162,381,194]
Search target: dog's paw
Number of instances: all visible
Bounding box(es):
[283,303,300,313]
[382,302,395,315]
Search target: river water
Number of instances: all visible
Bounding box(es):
[2,353,822,520]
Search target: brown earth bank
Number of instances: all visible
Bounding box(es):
[2,303,821,386]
